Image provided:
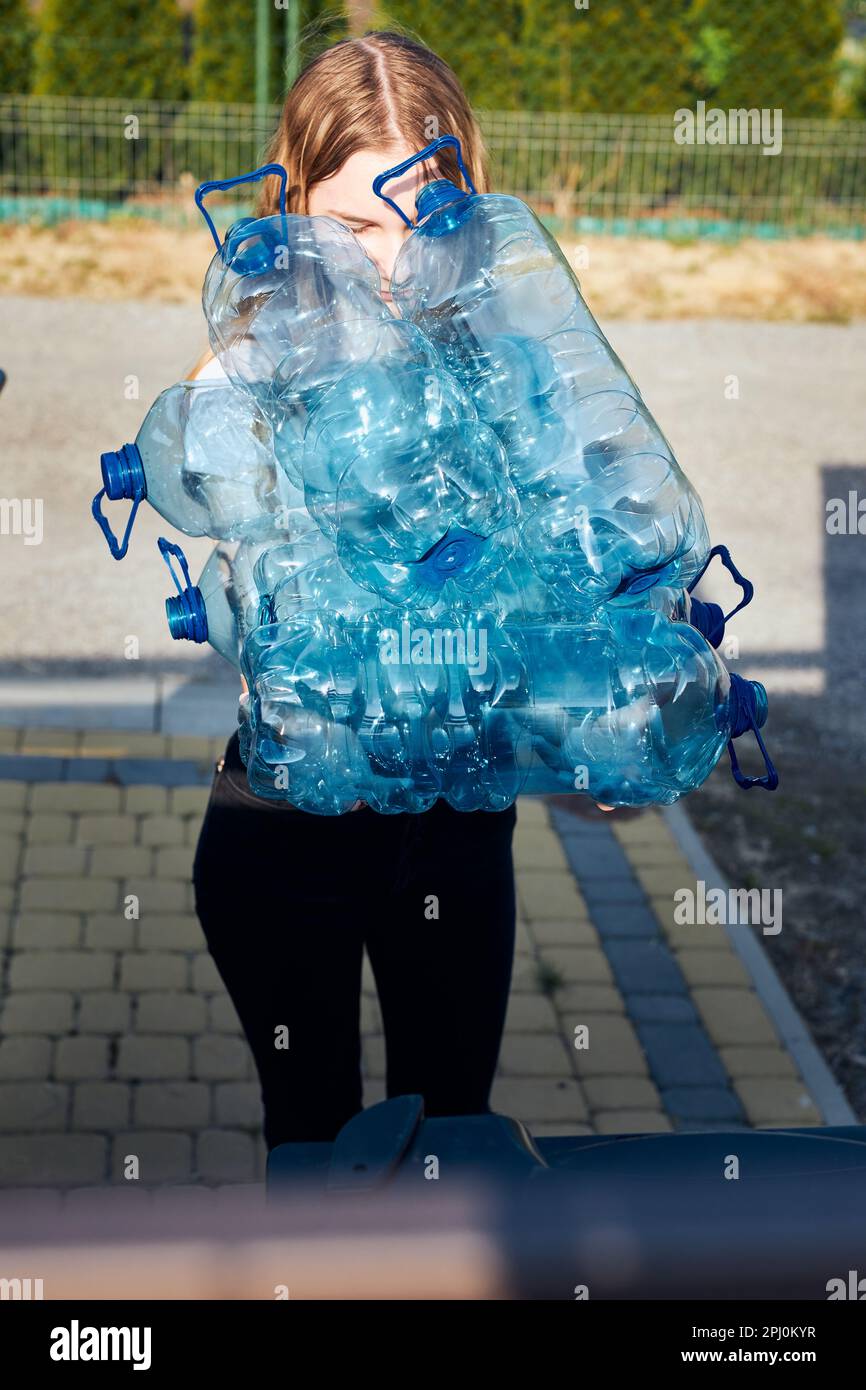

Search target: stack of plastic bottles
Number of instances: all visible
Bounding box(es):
[92,140,778,815]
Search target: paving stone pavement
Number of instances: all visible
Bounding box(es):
[0,727,841,1201]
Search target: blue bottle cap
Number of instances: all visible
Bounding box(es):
[223,217,286,277]
[165,587,208,643]
[100,443,146,501]
[414,180,473,235]
[689,597,725,648]
[728,673,769,736]
[158,537,209,644]
[726,675,777,790]
[750,680,769,729]
[417,525,485,580]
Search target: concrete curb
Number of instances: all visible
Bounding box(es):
[663,802,856,1127]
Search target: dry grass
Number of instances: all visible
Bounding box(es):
[1,218,865,320]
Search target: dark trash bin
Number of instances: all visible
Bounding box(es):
[267,1097,866,1297]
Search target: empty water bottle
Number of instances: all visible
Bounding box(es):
[508,608,777,804]
[239,607,531,814]
[158,536,272,667]
[93,379,297,560]
[235,598,776,815]
[197,166,518,606]
[377,137,711,608]
[89,156,777,815]
[611,543,755,649]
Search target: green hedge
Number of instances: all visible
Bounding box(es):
[521,0,696,113]
[6,0,852,118]
[190,0,347,104]
[33,0,186,100]
[0,0,33,95]
[378,2,525,110]
[688,0,845,117]
[379,0,845,116]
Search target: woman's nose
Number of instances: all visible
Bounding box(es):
[377,229,413,290]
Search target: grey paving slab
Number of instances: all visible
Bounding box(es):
[0,679,162,731]
[578,877,650,908]
[627,994,702,1026]
[633,1022,731,1090]
[0,756,212,787]
[603,939,685,995]
[0,677,238,739]
[114,759,212,787]
[160,684,239,736]
[550,839,633,881]
[584,904,661,939]
[0,757,64,781]
[661,1086,746,1124]
[545,814,749,1125]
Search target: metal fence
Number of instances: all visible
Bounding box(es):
[1,95,865,238]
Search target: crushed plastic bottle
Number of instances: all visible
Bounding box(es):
[198,167,518,605]
[93,379,296,560]
[380,137,711,609]
[90,154,777,813]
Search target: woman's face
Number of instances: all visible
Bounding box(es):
[306,145,430,303]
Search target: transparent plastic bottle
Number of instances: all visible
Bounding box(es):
[378,137,711,609]
[96,160,777,816]
[158,536,272,667]
[508,608,776,803]
[609,542,755,649]
[234,601,776,814]
[295,316,518,606]
[197,166,518,606]
[93,379,296,560]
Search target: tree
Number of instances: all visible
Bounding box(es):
[378,0,524,110]
[0,0,34,94]
[521,0,695,113]
[33,0,186,100]
[688,0,845,117]
[190,0,347,104]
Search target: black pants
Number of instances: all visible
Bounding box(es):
[192,733,517,1149]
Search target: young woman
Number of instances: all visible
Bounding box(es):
[191,32,521,1152]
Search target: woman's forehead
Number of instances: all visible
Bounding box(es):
[309,146,433,222]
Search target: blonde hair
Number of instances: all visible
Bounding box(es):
[256,30,490,217]
[189,30,488,379]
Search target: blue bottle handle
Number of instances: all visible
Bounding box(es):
[372,135,476,229]
[91,487,143,561]
[726,674,779,791]
[727,725,779,791]
[158,536,208,643]
[195,163,289,255]
[688,544,754,627]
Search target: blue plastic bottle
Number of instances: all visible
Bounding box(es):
[93,379,296,560]
[235,599,776,815]
[90,158,777,815]
[376,137,711,608]
[158,536,270,667]
[508,609,777,804]
[611,544,755,649]
[197,165,518,607]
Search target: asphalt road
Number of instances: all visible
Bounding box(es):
[1,297,865,742]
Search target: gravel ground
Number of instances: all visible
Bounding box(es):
[3,222,865,320]
[2,297,865,1113]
